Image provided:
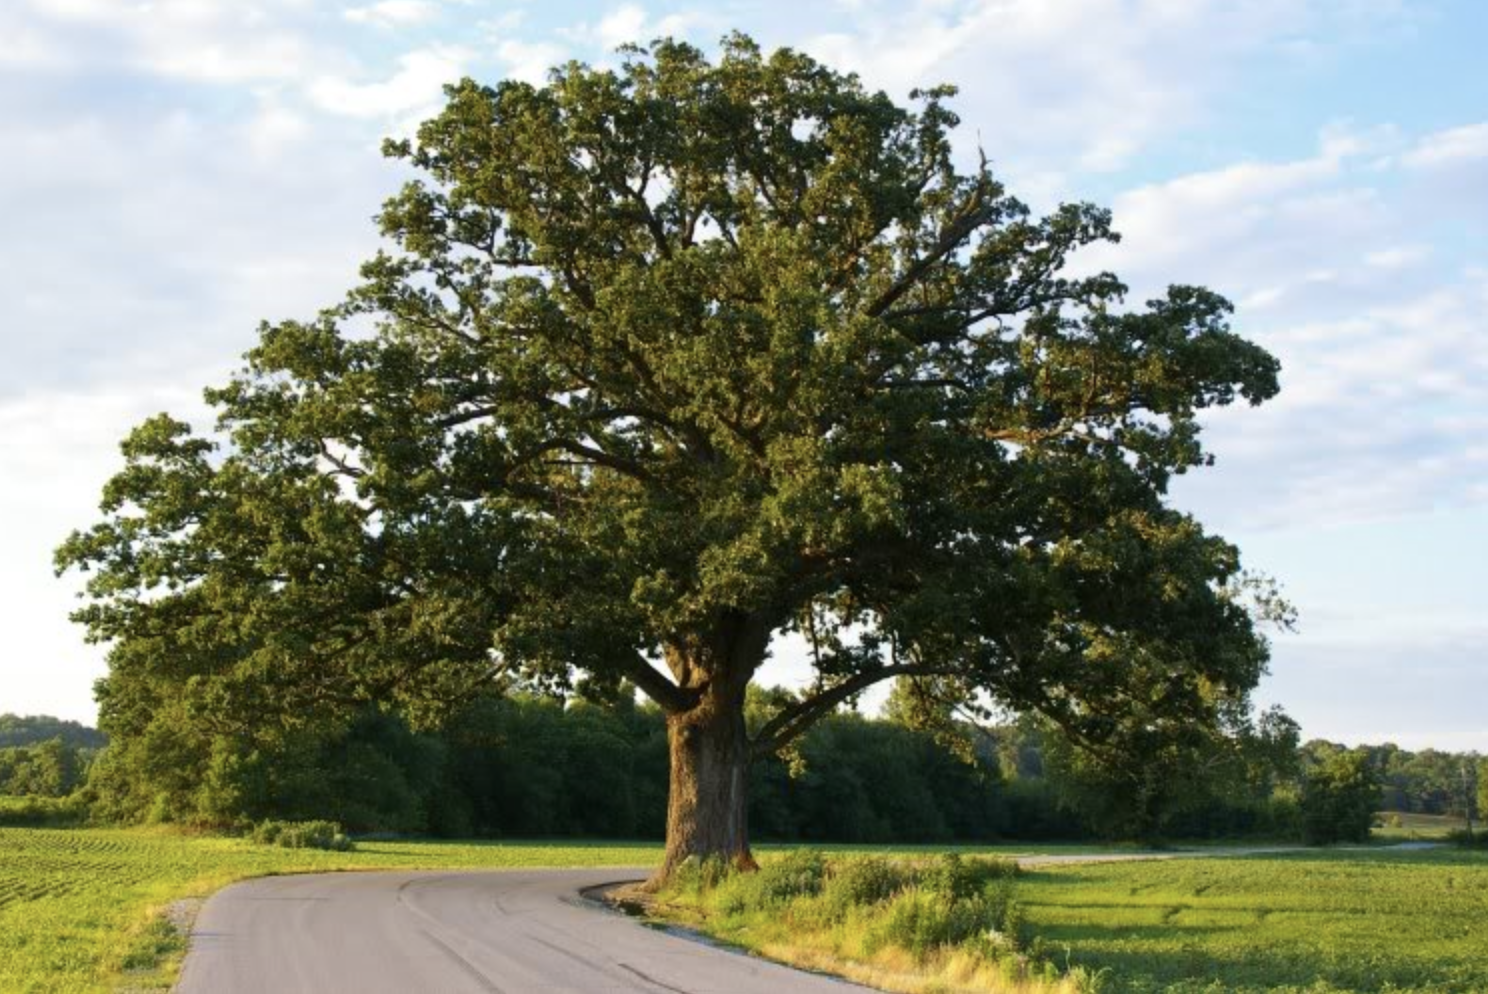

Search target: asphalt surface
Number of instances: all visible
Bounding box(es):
[176,868,875,994]
[177,845,1386,993]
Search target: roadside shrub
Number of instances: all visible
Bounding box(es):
[822,856,905,918]
[923,852,1018,901]
[870,887,999,959]
[863,855,1028,961]
[250,819,354,851]
[712,849,826,915]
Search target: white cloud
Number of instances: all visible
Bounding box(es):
[0,386,209,725]
[558,4,707,54]
[344,1,438,29]
[1402,121,1488,169]
[801,0,1304,177]
[0,11,64,68]
[21,0,317,83]
[244,101,311,159]
[596,4,648,50]
[310,45,471,119]
[1047,122,1488,532]
[495,39,568,86]
[1176,274,1488,530]
[1364,244,1430,269]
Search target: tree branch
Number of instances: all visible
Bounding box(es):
[623,654,700,713]
[864,183,995,319]
[750,662,959,759]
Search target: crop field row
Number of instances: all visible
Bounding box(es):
[1019,850,1488,993]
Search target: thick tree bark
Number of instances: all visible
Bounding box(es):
[647,615,770,887]
[652,677,757,885]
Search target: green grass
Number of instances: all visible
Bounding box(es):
[0,827,665,993]
[1019,849,1488,993]
[0,827,1112,993]
[1372,811,1467,841]
[9,827,1479,994]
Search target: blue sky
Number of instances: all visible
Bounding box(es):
[1,0,1483,749]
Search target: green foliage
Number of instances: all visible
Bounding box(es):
[250,819,354,851]
[821,855,907,917]
[1339,740,1485,819]
[660,850,1043,984]
[870,886,994,959]
[864,853,1025,960]
[0,715,105,750]
[1479,757,1488,825]
[1301,750,1381,845]
[0,738,91,798]
[923,850,1019,900]
[1039,704,1301,843]
[712,848,826,914]
[0,795,90,827]
[58,33,1284,864]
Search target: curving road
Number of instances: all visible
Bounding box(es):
[177,868,874,994]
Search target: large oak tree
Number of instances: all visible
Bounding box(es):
[59,36,1282,881]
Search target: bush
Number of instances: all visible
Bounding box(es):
[250,819,354,851]
[923,852,1018,901]
[822,856,906,919]
[870,887,1000,959]
[712,850,826,916]
[862,855,1027,962]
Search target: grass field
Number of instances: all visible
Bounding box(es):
[0,826,1104,993]
[0,828,667,993]
[1372,811,1468,840]
[1020,849,1488,993]
[3,827,1483,993]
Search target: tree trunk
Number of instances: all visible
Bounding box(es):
[649,673,757,887]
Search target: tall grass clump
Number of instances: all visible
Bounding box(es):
[250,819,354,851]
[654,850,1093,993]
[870,854,1025,961]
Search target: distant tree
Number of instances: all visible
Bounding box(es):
[0,738,88,798]
[57,35,1282,881]
[1300,749,1380,845]
[1039,701,1299,841]
[0,714,105,750]
[1479,759,1488,830]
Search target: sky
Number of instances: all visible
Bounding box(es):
[1,0,1484,750]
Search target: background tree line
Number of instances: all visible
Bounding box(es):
[9,698,1478,844]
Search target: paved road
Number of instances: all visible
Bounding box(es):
[177,868,874,994]
[179,845,1413,992]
